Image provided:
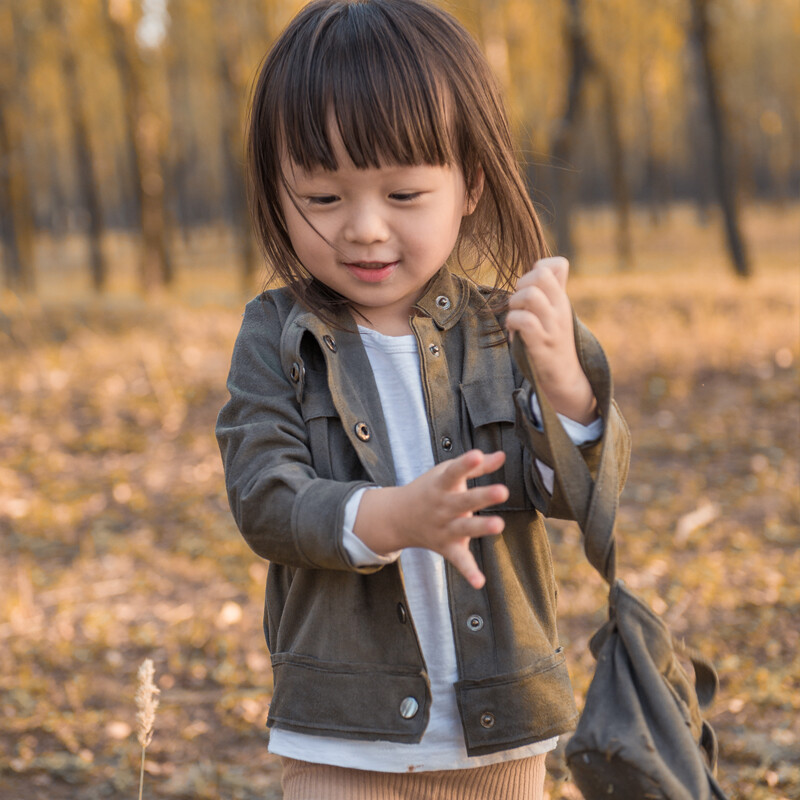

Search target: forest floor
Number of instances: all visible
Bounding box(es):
[0,205,798,799]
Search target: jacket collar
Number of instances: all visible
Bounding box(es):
[289,266,470,336]
[413,267,469,330]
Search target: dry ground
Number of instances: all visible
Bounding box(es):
[1,204,798,799]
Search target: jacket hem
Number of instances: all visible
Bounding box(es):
[464,714,580,757]
[266,718,426,744]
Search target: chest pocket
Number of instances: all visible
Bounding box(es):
[300,386,365,483]
[460,380,528,510]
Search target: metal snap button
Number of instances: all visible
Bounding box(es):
[397,603,408,624]
[480,712,495,729]
[435,295,451,310]
[323,334,337,352]
[289,363,303,383]
[428,344,440,356]
[400,697,419,719]
[441,436,453,451]
[354,422,371,441]
[467,614,484,632]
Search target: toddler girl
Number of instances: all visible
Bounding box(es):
[217,1,630,798]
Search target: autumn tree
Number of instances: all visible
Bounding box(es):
[689,0,750,277]
[0,3,36,293]
[213,0,259,291]
[44,0,108,292]
[549,0,631,270]
[103,0,174,291]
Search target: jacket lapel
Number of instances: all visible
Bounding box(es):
[295,310,397,489]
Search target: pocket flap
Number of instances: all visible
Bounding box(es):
[301,390,338,421]
[460,380,515,427]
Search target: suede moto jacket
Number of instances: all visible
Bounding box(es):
[216,268,630,756]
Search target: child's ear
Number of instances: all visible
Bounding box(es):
[463,166,484,216]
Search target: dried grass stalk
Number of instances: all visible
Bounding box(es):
[135,658,160,799]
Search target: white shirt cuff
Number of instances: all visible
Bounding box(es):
[530,392,604,494]
[342,487,402,567]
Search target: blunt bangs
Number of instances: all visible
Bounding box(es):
[276,2,457,171]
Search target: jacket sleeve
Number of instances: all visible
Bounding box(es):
[215,297,377,572]
[512,319,631,521]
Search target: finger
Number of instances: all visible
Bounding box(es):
[438,449,482,490]
[450,483,510,516]
[507,284,555,316]
[450,514,506,539]
[440,449,505,489]
[518,265,567,306]
[517,256,567,288]
[462,449,506,480]
[504,308,546,345]
[442,540,487,590]
[534,256,569,289]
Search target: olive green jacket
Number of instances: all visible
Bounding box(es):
[216,267,630,756]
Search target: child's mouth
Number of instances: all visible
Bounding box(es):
[344,261,399,283]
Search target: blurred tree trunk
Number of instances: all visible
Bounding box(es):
[550,0,631,270]
[45,0,108,292]
[103,0,173,291]
[214,1,258,292]
[640,68,668,226]
[0,5,35,293]
[165,0,194,245]
[549,0,590,266]
[690,0,750,277]
[598,72,632,270]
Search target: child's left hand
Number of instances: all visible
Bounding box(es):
[506,257,598,424]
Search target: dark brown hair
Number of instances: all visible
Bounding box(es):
[246,0,549,318]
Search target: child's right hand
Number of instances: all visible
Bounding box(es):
[353,450,509,589]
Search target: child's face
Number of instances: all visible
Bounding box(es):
[279,129,477,335]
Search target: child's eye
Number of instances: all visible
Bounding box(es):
[389,192,421,202]
[307,195,339,205]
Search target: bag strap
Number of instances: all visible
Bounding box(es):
[512,327,721,696]
[513,328,731,796]
[511,321,619,584]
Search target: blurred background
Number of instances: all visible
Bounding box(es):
[0,1,798,799]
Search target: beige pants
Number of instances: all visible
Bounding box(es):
[280,754,546,800]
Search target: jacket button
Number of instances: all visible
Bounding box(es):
[467,614,484,631]
[354,422,371,441]
[323,334,337,352]
[480,712,495,729]
[399,697,419,719]
[441,436,453,451]
[289,363,303,383]
[428,344,440,356]
[435,295,451,310]
[397,603,407,624]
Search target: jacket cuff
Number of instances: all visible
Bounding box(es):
[529,392,604,445]
[514,387,605,518]
[292,479,382,573]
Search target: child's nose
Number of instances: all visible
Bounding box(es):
[343,204,389,244]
